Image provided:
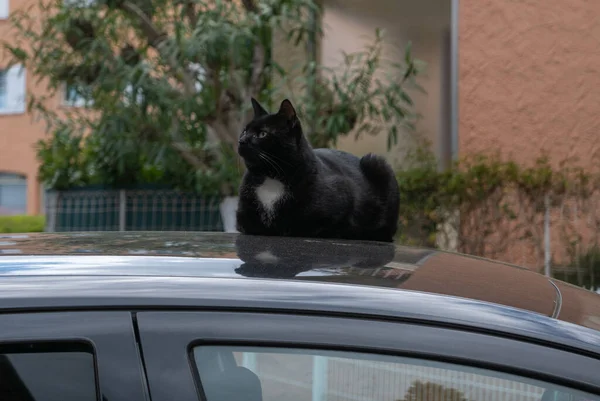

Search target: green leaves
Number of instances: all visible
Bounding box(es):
[5,46,28,63]
[395,147,596,249]
[8,0,421,194]
[294,30,423,150]
[36,125,94,190]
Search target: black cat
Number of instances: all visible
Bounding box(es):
[235,98,400,242]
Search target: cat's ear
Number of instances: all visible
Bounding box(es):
[277,99,297,121]
[251,97,268,118]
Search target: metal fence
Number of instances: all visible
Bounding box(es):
[238,352,545,401]
[44,189,224,232]
[41,186,600,290]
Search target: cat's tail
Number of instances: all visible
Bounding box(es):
[360,153,400,241]
[359,153,397,193]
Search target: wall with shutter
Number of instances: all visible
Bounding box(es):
[0,173,27,215]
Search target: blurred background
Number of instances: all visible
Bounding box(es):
[0,0,599,290]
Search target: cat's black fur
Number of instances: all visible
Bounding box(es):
[236,98,400,242]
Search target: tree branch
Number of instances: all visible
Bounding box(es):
[241,0,258,12]
[185,1,198,28]
[206,117,238,146]
[120,1,165,46]
[237,42,265,127]
[240,0,265,99]
[248,43,265,96]
[120,0,197,96]
[243,0,265,96]
[168,119,207,169]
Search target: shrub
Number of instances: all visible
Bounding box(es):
[0,215,46,233]
[395,147,595,264]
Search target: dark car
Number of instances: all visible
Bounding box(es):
[0,231,599,401]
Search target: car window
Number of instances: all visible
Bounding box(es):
[0,342,98,401]
[191,345,599,401]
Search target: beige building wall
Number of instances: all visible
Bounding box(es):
[271,0,451,167]
[320,0,451,167]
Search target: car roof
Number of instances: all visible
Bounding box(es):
[0,231,599,353]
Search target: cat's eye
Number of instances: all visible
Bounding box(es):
[257,131,268,138]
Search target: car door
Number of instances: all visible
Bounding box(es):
[136,311,600,401]
[0,311,148,401]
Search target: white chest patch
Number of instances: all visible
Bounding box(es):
[255,178,286,220]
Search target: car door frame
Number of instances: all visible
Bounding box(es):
[0,311,149,401]
[136,310,600,401]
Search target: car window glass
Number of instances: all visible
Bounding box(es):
[0,343,97,401]
[192,345,599,401]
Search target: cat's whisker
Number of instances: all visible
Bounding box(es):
[261,152,286,177]
[261,149,294,167]
[258,153,284,178]
[259,156,281,178]
[258,152,279,171]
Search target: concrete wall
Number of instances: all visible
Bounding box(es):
[458,0,600,166]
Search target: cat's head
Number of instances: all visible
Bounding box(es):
[238,98,305,173]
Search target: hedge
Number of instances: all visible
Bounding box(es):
[0,215,46,233]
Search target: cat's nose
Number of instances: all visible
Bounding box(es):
[238,135,248,145]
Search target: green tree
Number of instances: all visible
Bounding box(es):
[5,0,422,195]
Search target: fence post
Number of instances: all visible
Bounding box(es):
[312,356,328,401]
[436,207,459,252]
[119,190,126,232]
[544,194,551,277]
[45,191,57,232]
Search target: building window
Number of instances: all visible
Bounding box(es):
[0,0,9,19]
[0,342,98,401]
[65,82,146,107]
[0,65,26,115]
[63,83,92,107]
[63,0,94,7]
[189,62,205,93]
[0,71,7,110]
[0,172,27,215]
